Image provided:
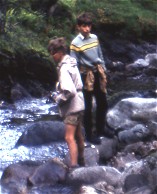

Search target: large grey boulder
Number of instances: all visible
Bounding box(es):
[16,121,65,147]
[66,166,121,187]
[107,98,157,143]
[28,159,67,186]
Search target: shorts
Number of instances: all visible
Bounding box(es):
[63,111,84,126]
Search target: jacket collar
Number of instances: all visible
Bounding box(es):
[58,54,69,68]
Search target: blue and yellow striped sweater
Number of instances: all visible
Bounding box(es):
[70,33,106,70]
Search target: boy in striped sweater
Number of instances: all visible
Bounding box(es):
[70,12,114,144]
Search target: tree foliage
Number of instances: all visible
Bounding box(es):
[0,0,156,60]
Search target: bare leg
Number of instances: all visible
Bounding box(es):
[65,124,78,167]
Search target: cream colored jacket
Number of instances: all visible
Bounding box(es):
[55,55,84,117]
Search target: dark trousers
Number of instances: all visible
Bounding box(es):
[81,72,108,140]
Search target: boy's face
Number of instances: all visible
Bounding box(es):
[77,24,91,38]
[50,51,63,63]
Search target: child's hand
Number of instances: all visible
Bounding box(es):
[51,92,58,101]
[46,92,57,103]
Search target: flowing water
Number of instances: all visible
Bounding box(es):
[0,97,69,194]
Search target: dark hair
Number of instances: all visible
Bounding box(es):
[77,12,92,26]
[48,37,67,54]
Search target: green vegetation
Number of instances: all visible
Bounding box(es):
[0,0,156,60]
[73,0,157,39]
[0,0,156,101]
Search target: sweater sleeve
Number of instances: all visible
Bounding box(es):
[97,40,106,71]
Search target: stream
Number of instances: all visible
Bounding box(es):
[0,97,69,194]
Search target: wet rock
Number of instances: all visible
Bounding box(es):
[11,83,32,102]
[66,166,121,187]
[124,141,157,158]
[96,137,118,162]
[79,185,98,194]
[16,121,65,147]
[120,160,148,185]
[110,61,125,71]
[107,97,157,133]
[126,59,149,72]
[29,184,79,194]
[124,174,150,193]
[110,152,137,172]
[125,186,152,194]
[118,124,150,144]
[79,181,116,194]
[145,53,157,67]
[28,158,67,186]
[149,167,157,191]
[84,146,99,166]
[144,53,157,76]
[1,159,68,193]
[149,122,157,137]
[1,160,41,189]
